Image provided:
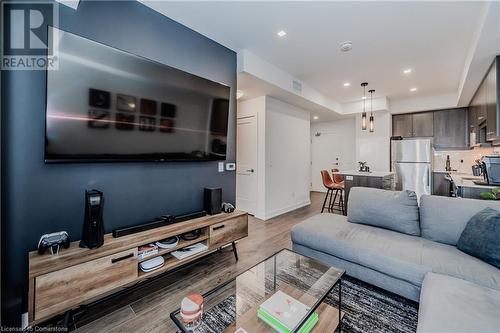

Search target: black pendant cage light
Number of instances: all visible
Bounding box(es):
[361,82,368,130]
[369,89,375,132]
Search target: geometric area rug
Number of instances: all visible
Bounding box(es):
[188,275,418,333]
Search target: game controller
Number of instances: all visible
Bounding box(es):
[221,202,235,213]
[38,231,70,255]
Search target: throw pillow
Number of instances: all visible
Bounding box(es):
[347,187,420,236]
[457,207,500,269]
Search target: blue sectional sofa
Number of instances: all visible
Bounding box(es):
[291,187,500,332]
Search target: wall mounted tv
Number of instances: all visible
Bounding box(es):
[45,27,230,163]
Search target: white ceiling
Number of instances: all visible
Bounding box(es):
[141,1,486,104]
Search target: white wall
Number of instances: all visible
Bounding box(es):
[389,92,457,114]
[237,96,311,220]
[355,111,392,172]
[310,119,356,192]
[264,97,311,219]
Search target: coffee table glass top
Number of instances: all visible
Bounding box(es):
[171,248,345,333]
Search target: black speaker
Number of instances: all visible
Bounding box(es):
[80,189,105,249]
[204,188,222,215]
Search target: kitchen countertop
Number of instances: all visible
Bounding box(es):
[336,170,394,178]
[447,173,496,190]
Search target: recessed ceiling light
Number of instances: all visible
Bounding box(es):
[362,96,367,100]
[277,30,287,38]
[410,87,417,92]
[313,116,319,120]
[403,68,412,74]
[236,90,244,99]
[339,41,353,52]
[343,82,351,87]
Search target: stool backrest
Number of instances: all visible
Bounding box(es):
[332,168,344,184]
[321,170,335,188]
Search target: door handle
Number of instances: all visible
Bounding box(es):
[246,169,254,173]
[213,225,225,231]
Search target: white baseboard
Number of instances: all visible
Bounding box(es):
[255,200,311,221]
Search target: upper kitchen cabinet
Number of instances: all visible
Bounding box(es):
[392,114,413,138]
[469,99,478,145]
[433,108,468,149]
[392,109,466,149]
[486,60,498,141]
[468,56,499,144]
[412,112,434,137]
[476,84,487,125]
[392,112,433,138]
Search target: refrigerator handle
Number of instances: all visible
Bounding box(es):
[427,167,431,187]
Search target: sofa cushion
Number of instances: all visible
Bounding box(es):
[291,213,500,291]
[421,239,500,291]
[292,213,430,287]
[347,187,420,236]
[417,273,500,333]
[457,208,500,269]
[420,195,500,246]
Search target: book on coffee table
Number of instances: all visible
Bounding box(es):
[257,290,318,333]
[258,308,318,333]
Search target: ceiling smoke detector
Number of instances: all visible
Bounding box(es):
[339,41,353,52]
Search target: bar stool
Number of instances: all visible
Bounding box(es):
[320,170,338,213]
[330,168,345,215]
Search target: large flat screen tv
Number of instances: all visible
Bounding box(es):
[45,27,230,163]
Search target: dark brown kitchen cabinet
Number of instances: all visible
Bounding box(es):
[486,61,497,140]
[477,86,487,125]
[392,114,413,138]
[469,56,499,143]
[392,112,433,138]
[412,112,434,137]
[433,108,467,149]
[469,102,478,145]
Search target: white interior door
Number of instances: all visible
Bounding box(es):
[236,116,258,214]
[311,132,352,192]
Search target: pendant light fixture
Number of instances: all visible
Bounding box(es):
[369,89,375,132]
[361,82,368,130]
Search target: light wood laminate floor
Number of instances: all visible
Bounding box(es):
[72,191,335,333]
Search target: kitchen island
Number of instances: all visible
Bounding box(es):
[335,170,394,214]
[448,173,495,199]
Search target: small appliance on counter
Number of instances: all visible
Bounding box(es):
[80,189,105,249]
[476,156,500,185]
[472,159,483,177]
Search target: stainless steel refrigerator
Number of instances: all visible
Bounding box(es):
[391,138,432,199]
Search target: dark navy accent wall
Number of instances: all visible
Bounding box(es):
[1,0,236,324]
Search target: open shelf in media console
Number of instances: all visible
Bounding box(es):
[137,228,209,263]
[137,239,210,278]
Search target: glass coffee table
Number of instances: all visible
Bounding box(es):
[171,249,344,333]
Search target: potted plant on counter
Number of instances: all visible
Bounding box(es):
[480,187,500,200]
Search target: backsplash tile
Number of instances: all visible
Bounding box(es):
[433,147,499,174]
